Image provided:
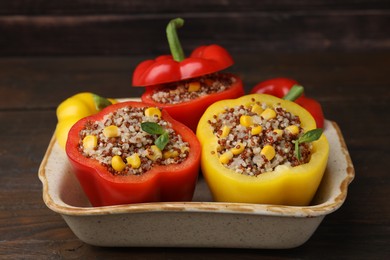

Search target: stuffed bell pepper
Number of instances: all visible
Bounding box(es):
[196,94,329,206]
[132,18,244,131]
[66,101,201,207]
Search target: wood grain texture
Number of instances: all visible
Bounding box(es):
[0,1,389,55]
[1,0,389,15]
[0,52,388,108]
[0,52,389,258]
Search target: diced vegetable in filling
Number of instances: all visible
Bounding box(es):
[151,73,235,104]
[208,100,312,176]
[78,107,190,175]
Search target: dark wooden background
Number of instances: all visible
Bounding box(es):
[1,0,390,259]
[1,0,389,56]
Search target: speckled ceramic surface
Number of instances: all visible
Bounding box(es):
[39,115,354,248]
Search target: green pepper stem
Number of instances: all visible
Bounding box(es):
[166,18,185,62]
[283,85,304,101]
[92,94,112,111]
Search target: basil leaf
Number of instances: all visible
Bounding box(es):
[155,132,169,150]
[141,122,165,135]
[141,122,170,150]
[294,128,323,160]
[93,94,112,111]
[294,141,301,161]
[298,128,323,144]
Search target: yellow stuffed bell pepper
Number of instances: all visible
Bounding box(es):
[55,92,116,149]
[196,94,329,206]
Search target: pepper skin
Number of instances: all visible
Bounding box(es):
[250,78,325,128]
[66,101,201,207]
[196,94,329,206]
[55,92,116,149]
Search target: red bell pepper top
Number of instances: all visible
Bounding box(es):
[132,44,234,86]
[132,18,234,86]
[131,18,244,131]
[250,78,325,128]
[66,101,201,207]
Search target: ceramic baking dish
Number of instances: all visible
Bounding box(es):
[39,111,354,248]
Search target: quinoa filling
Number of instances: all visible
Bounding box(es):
[78,106,190,176]
[151,73,235,104]
[208,100,311,176]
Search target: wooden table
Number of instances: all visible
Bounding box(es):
[0,52,389,259]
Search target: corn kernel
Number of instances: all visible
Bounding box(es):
[188,82,201,92]
[261,145,276,161]
[103,125,119,138]
[220,125,231,138]
[145,107,161,119]
[112,155,126,171]
[251,104,264,115]
[163,150,179,159]
[244,102,253,108]
[126,153,141,169]
[240,115,253,127]
[146,145,162,161]
[219,151,233,164]
[251,125,263,135]
[231,142,246,155]
[273,129,284,138]
[82,135,97,151]
[261,108,276,120]
[181,146,190,153]
[285,125,299,135]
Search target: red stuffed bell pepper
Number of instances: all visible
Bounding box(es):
[251,78,325,128]
[66,101,201,207]
[132,18,244,131]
